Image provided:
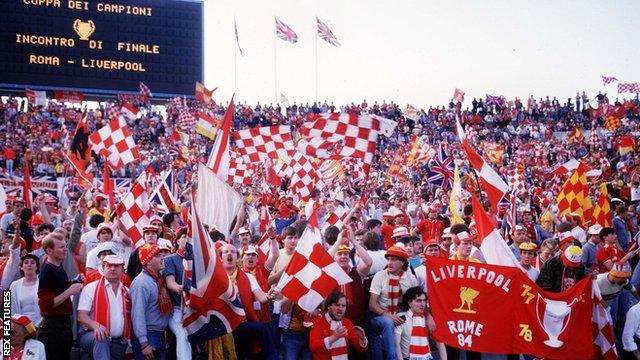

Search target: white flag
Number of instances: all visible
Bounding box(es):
[196,164,243,238]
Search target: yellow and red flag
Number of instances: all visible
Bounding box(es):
[591,183,611,227]
[556,162,593,220]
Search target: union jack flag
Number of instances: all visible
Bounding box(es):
[182,196,245,342]
[427,144,454,189]
[316,17,340,47]
[149,170,178,214]
[275,18,298,43]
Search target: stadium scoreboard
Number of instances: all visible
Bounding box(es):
[1,0,203,97]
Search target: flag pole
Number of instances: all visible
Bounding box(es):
[233,17,237,94]
[273,18,278,104]
[315,20,318,103]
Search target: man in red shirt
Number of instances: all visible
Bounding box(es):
[413,205,444,244]
[596,227,626,273]
[2,144,16,175]
[277,196,298,220]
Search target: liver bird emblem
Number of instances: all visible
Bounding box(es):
[453,287,479,314]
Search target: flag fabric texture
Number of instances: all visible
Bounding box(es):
[234,18,245,56]
[279,93,289,107]
[196,112,221,140]
[604,116,622,131]
[453,88,465,102]
[427,144,454,189]
[115,172,151,246]
[407,135,432,168]
[103,162,114,210]
[456,117,508,212]
[149,170,179,214]
[404,104,420,121]
[227,151,255,186]
[616,135,636,155]
[507,169,526,195]
[66,115,93,188]
[602,76,618,86]
[297,113,397,176]
[25,89,47,106]
[556,162,593,219]
[426,257,594,359]
[592,284,618,359]
[195,82,216,104]
[592,183,612,227]
[618,82,640,93]
[182,196,244,341]
[316,17,340,47]
[178,109,196,132]
[206,97,234,181]
[139,82,152,100]
[0,183,6,213]
[567,126,584,143]
[275,205,352,312]
[275,18,298,43]
[120,101,139,120]
[472,195,519,267]
[550,159,580,177]
[282,150,323,201]
[196,164,244,239]
[232,125,296,164]
[89,118,140,170]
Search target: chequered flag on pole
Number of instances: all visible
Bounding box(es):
[89,118,140,170]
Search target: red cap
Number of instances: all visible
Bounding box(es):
[139,244,160,266]
[385,246,409,260]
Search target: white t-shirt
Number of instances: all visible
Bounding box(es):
[357,250,387,276]
[596,273,629,308]
[80,229,99,253]
[78,280,127,338]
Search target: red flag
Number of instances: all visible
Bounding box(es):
[103,162,114,210]
[206,96,234,180]
[427,257,594,359]
[195,82,217,104]
[23,152,32,209]
[456,117,508,212]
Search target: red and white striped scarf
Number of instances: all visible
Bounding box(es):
[325,313,348,360]
[93,277,131,339]
[387,271,403,313]
[409,312,431,359]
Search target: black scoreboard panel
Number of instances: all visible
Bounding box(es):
[0,0,203,97]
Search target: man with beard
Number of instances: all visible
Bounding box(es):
[219,243,277,360]
[310,291,368,359]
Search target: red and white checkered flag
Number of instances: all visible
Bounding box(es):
[227,150,255,185]
[106,105,121,120]
[618,82,640,93]
[285,151,324,201]
[592,283,618,360]
[602,76,618,86]
[274,203,352,312]
[232,125,296,164]
[139,82,152,99]
[297,113,397,176]
[507,169,525,195]
[115,171,151,247]
[178,108,196,131]
[89,118,140,170]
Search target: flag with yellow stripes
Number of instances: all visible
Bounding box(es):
[556,162,593,219]
[591,183,612,227]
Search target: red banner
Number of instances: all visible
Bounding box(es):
[54,90,84,104]
[426,258,593,359]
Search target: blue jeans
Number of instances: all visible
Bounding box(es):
[132,330,166,360]
[369,315,397,360]
[78,330,127,360]
[281,330,310,360]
